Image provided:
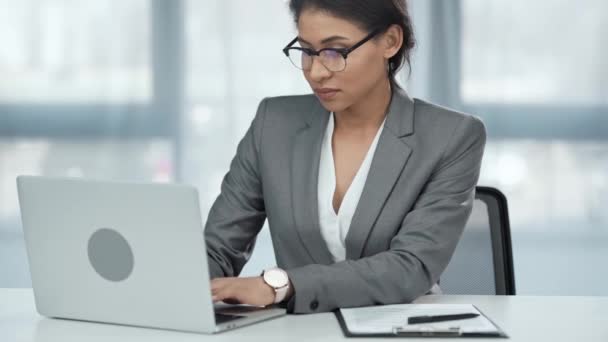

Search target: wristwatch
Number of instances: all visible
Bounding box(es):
[262,267,290,303]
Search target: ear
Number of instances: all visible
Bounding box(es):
[382,24,403,59]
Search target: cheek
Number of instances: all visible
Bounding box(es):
[340,53,386,92]
[302,71,313,85]
[346,50,386,80]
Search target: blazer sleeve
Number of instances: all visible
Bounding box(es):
[204,98,268,278]
[285,115,487,313]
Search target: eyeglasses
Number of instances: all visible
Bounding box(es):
[282,28,384,72]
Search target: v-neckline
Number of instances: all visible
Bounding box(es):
[326,112,385,216]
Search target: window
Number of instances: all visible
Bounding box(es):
[0,0,151,104]
[462,0,608,105]
[458,0,608,295]
[0,0,176,286]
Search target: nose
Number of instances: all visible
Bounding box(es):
[307,56,332,83]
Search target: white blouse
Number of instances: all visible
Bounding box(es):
[317,112,386,262]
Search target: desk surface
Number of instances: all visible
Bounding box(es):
[2,289,608,342]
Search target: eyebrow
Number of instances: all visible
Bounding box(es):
[298,35,350,46]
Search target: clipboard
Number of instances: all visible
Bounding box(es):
[335,304,508,338]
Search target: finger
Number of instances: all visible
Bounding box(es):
[211,280,234,301]
[212,286,234,303]
[210,278,223,288]
[210,277,230,292]
[212,290,224,303]
[211,283,222,294]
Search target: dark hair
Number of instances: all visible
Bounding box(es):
[289,0,415,85]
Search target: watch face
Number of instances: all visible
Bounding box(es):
[264,269,288,288]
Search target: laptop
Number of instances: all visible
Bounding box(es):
[16,175,286,334]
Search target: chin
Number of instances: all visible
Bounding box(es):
[316,98,351,113]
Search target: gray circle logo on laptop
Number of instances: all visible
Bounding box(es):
[87,228,134,282]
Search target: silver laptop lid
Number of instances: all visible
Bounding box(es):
[17,176,218,333]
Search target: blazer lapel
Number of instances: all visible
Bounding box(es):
[291,101,335,265]
[345,88,415,260]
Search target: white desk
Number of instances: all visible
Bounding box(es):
[2,289,608,341]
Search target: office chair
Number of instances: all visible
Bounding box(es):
[439,186,516,295]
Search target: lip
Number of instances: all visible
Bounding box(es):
[314,88,340,101]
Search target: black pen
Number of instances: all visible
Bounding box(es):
[407,313,480,324]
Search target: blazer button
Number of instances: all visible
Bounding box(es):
[310,300,319,311]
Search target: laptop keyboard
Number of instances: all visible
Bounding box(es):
[215,313,245,324]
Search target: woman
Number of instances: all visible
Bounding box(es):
[206,0,486,314]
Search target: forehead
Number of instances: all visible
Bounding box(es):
[296,8,367,43]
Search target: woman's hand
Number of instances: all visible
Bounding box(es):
[211,276,276,307]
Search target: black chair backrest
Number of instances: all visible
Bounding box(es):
[440,186,516,295]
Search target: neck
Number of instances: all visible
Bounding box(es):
[334,78,392,134]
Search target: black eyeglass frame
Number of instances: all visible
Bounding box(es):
[282,27,385,71]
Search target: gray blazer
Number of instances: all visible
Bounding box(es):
[204,88,486,314]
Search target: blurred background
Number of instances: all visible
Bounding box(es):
[1,0,606,295]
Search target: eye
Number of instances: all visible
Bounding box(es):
[321,49,342,59]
